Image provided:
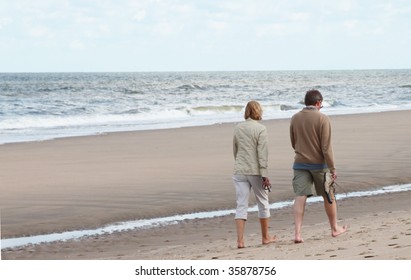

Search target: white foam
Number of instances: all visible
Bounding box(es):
[2,183,411,250]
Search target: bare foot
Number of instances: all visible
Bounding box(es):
[332,225,348,237]
[237,241,245,249]
[262,235,277,245]
[294,233,304,244]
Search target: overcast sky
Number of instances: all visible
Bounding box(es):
[1,0,410,72]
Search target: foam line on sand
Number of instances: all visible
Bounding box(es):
[2,183,410,250]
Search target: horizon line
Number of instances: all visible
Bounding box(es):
[1,68,411,74]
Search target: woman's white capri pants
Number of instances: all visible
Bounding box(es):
[232,174,270,220]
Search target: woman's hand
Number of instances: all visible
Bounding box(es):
[262,177,271,192]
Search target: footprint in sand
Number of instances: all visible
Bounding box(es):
[359,250,372,255]
[360,250,377,258]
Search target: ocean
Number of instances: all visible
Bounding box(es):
[1,69,411,144]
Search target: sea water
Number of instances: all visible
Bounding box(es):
[1,70,411,144]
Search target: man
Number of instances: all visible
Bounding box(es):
[290,89,348,243]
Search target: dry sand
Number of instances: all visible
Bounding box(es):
[1,110,411,260]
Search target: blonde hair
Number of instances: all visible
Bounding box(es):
[244,100,263,120]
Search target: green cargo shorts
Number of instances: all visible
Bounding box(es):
[292,169,329,197]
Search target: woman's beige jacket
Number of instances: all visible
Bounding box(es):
[233,118,268,177]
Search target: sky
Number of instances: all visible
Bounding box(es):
[1,0,411,72]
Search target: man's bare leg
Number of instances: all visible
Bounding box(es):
[260,218,277,245]
[293,196,307,243]
[323,196,348,237]
[235,219,246,248]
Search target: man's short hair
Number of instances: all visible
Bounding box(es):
[305,89,323,106]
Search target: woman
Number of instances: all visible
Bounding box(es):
[233,100,277,248]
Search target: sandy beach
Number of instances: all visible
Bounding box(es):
[1,110,411,260]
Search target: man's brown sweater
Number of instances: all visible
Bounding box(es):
[290,107,336,173]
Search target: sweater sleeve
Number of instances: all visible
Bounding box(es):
[321,116,336,172]
[290,118,296,149]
